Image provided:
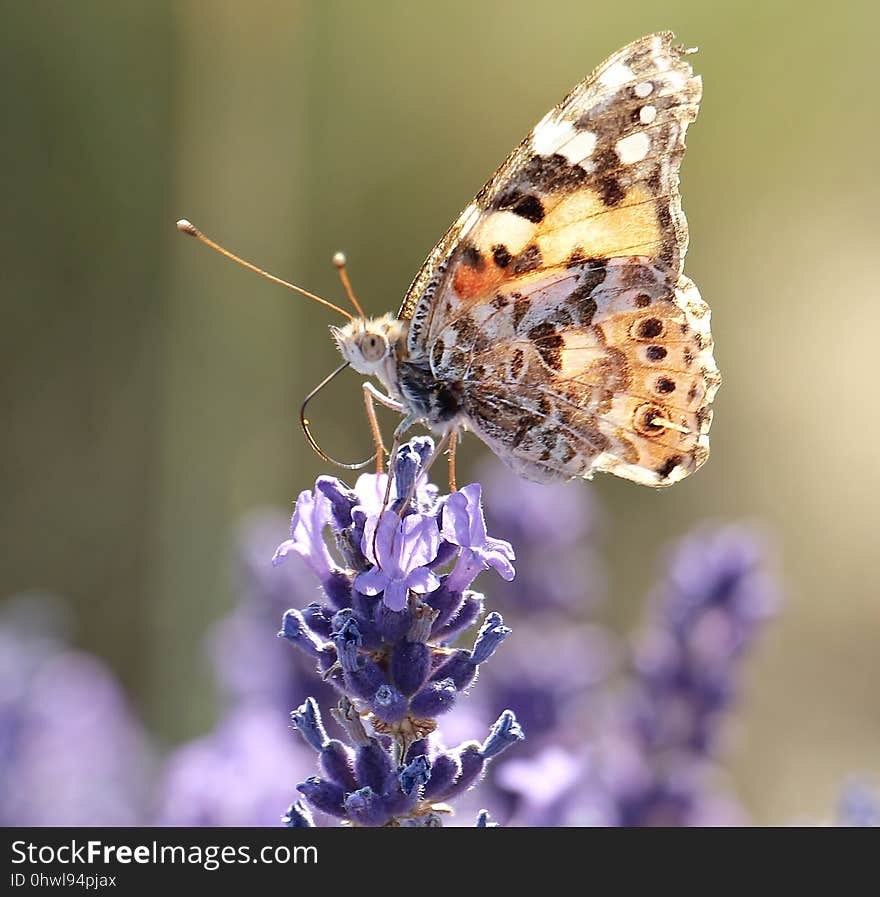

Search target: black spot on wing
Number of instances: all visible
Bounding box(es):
[493,189,545,223]
[567,248,587,268]
[656,455,682,480]
[576,262,607,295]
[512,194,545,223]
[565,263,606,325]
[461,244,484,271]
[513,244,542,275]
[519,153,588,194]
[492,244,512,268]
[637,318,664,339]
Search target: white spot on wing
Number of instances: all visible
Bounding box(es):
[634,81,653,98]
[615,131,651,164]
[532,115,576,156]
[639,105,657,124]
[558,129,597,165]
[598,61,634,88]
[475,211,536,257]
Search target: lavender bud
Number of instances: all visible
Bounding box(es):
[390,640,431,696]
[297,777,346,818]
[354,740,395,794]
[344,787,389,827]
[421,752,460,801]
[443,743,485,799]
[399,755,431,796]
[410,677,457,717]
[279,609,327,659]
[290,697,327,752]
[481,709,525,759]
[371,683,408,723]
[315,476,359,530]
[318,741,357,793]
[433,591,484,641]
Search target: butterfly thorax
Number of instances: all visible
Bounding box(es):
[331,314,464,431]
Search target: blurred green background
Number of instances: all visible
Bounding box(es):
[2,0,878,823]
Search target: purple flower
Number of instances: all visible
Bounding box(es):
[442,484,515,591]
[275,438,524,825]
[355,511,441,611]
[272,488,335,582]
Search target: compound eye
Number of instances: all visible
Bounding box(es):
[360,333,386,363]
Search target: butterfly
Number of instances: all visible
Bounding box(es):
[181,32,719,488]
[330,31,719,487]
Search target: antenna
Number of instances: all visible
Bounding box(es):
[332,252,366,320]
[176,219,354,321]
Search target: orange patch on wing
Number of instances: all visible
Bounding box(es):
[452,257,503,300]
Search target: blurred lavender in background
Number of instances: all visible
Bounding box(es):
[446,466,779,827]
[0,595,153,826]
[835,781,879,827]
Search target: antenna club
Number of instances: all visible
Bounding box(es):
[332,251,347,268]
[176,219,199,237]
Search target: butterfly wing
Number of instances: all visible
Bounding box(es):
[431,259,719,485]
[399,31,719,486]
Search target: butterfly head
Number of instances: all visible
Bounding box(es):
[331,313,406,376]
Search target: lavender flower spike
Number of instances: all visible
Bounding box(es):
[276,437,523,825]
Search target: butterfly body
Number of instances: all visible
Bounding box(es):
[333,32,720,487]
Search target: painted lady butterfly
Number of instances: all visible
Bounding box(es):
[182,32,719,488]
[332,31,720,487]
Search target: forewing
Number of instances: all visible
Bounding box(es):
[400,31,702,353]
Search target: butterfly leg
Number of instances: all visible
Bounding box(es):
[447,428,458,492]
[363,381,404,413]
[362,383,402,474]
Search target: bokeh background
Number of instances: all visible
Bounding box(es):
[2,0,878,824]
